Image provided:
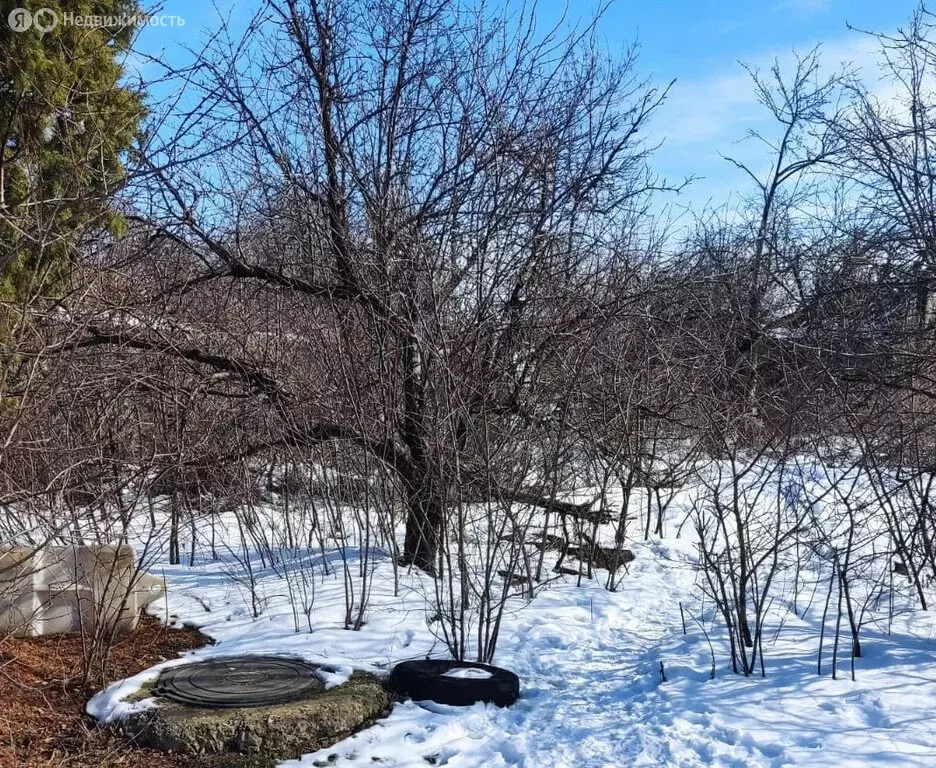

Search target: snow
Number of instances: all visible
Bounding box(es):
[442,667,493,679]
[85,474,936,767]
[87,656,193,724]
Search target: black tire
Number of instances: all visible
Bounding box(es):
[388,659,520,707]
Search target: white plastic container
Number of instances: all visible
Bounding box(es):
[0,545,165,637]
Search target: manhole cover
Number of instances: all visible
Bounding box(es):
[155,656,325,708]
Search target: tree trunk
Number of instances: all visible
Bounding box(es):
[401,487,441,574]
[398,333,442,573]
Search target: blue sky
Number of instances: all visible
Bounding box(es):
[134,0,921,214]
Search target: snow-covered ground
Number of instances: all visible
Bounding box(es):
[87,483,936,767]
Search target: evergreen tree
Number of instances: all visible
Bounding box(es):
[0,0,145,302]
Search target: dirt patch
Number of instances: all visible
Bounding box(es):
[0,615,210,767]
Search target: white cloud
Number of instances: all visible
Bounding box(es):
[774,0,834,12]
[656,70,758,148]
[653,34,883,151]
[646,33,892,213]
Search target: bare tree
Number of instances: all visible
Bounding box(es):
[98,0,673,580]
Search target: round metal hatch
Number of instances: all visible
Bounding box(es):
[155,655,325,708]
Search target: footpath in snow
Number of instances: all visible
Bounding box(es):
[88,528,936,768]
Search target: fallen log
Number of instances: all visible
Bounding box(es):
[505,490,612,524]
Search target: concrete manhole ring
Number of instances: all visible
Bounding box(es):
[156,655,325,708]
[123,666,390,759]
